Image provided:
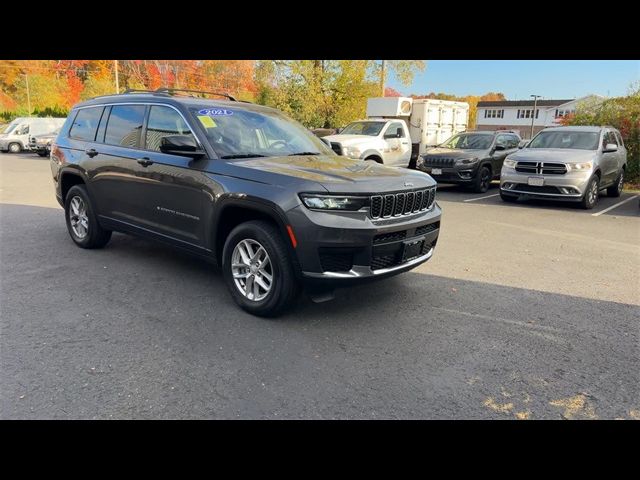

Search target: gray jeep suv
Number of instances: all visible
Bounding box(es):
[50,89,442,316]
[500,126,627,209]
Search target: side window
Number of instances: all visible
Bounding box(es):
[104,105,146,148]
[615,131,624,147]
[603,131,617,147]
[69,107,104,141]
[496,135,508,147]
[145,106,194,152]
[386,122,405,138]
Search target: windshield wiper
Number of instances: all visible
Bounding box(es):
[220,153,266,159]
[288,152,321,156]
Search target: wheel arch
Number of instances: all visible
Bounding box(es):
[210,197,297,267]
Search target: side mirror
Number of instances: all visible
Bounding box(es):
[603,143,618,153]
[518,140,529,149]
[494,144,506,151]
[159,135,205,158]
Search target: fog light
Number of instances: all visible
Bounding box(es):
[459,171,472,179]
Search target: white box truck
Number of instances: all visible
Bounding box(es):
[323,97,469,168]
[0,117,66,153]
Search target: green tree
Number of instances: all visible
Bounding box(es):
[561,85,640,181]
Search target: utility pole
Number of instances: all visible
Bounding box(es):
[380,60,386,96]
[25,74,31,115]
[114,60,120,94]
[530,94,541,139]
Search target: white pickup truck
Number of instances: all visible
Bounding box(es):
[324,97,469,168]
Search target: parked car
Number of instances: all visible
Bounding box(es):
[311,127,339,138]
[30,128,61,157]
[500,126,627,209]
[416,131,521,193]
[0,117,65,153]
[51,89,442,317]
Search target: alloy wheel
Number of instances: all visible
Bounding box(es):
[69,196,89,239]
[231,239,273,302]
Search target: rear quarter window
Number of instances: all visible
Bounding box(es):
[69,107,105,142]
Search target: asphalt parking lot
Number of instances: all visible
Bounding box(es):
[1,152,639,419]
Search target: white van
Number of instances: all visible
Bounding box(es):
[0,117,66,153]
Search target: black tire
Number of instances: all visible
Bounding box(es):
[8,143,21,153]
[580,175,600,210]
[64,184,112,248]
[365,156,382,164]
[606,168,624,197]
[222,220,300,317]
[37,152,48,157]
[500,191,518,203]
[472,166,492,193]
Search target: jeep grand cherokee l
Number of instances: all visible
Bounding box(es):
[50,89,442,316]
[416,131,521,193]
[500,126,627,209]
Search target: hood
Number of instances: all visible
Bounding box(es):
[422,147,490,160]
[227,155,435,193]
[509,148,597,164]
[323,134,379,147]
[35,134,57,142]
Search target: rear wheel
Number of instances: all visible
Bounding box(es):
[64,185,112,248]
[8,143,21,153]
[222,220,300,317]
[37,152,48,157]
[580,175,600,209]
[472,166,491,193]
[606,169,624,197]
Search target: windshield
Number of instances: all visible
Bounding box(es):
[192,106,333,158]
[441,133,493,150]
[1,121,19,134]
[340,121,386,136]
[528,131,599,150]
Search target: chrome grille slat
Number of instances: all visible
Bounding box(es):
[369,187,436,219]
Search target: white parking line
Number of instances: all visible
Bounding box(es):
[591,195,639,217]
[463,193,500,203]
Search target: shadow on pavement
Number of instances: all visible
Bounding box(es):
[1,203,638,419]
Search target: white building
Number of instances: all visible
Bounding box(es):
[476,95,603,139]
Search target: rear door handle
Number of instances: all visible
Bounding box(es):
[137,157,154,167]
[85,148,99,158]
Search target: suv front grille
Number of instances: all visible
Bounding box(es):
[513,184,562,194]
[370,187,436,219]
[330,142,343,155]
[370,240,435,271]
[421,157,456,167]
[373,230,407,244]
[515,161,567,175]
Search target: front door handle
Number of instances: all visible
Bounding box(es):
[85,148,99,158]
[401,141,409,145]
[137,157,154,167]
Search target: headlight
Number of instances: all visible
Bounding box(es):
[569,162,593,171]
[455,157,479,165]
[343,146,361,158]
[503,159,517,168]
[300,194,368,211]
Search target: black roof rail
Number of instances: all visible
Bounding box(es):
[154,88,238,102]
[122,88,170,96]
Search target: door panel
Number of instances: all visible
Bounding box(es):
[383,122,411,167]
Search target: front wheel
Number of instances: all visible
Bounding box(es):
[37,152,48,157]
[8,143,21,153]
[607,169,624,197]
[580,175,600,209]
[472,166,491,193]
[222,220,300,317]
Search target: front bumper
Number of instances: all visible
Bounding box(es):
[500,168,591,201]
[416,165,479,184]
[286,202,442,283]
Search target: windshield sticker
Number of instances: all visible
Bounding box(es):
[197,115,217,128]
[198,108,233,117]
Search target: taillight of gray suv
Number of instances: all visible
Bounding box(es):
[50,89,442,317]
